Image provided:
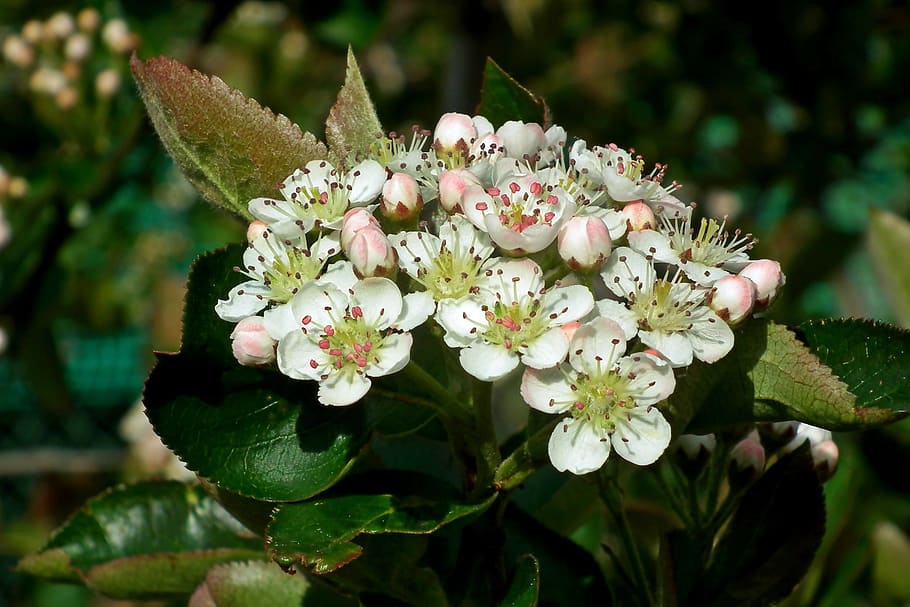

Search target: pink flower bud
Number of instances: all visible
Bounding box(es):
[730,429,765,475]
[230,316,276,366]
[438,168,480,213]
[340,207,380,250]
[246,220,268,243]
[557,215,612,272]
[708,275,756,326]
[380,172,423,221]
[622,201,656,231]
[739,259,785,308]
[345,224,398,278]
[812,439,838,481]
[676,433,716,460]
[433,112,475,154]
[496,120,546,161]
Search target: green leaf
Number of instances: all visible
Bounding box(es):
[475,58,549,128]
[266,475,496,574]
[689,447,826,606]
[499,554,540,607]
[671,320,902,433]
[325,47,382,165]
[17,482,263,599]
[799,318,910,414]
[131,55,327,219]
[145,355,369,502]
[867,208,910,325]
[188,560,309,607]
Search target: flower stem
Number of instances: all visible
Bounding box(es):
[400,360,471,422]
[493,419,556,491]
[597,469,654,607]
[470,379,500,494]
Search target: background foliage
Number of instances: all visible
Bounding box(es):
[2,0,910,605]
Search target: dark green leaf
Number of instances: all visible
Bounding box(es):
[689,447,825,607]
[499,554,540,607]
[325,47,382,165]
[799,318,910,414]
[145,355,369,502]
[131,55,327,219]
[671,320,903,433]
[188,560,309,607]
[475,58,549,128]
[17,482,263,599]
[266,475,496,574]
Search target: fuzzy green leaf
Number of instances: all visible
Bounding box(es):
[672,320,903,432]
[131,55,327,219]
[799,318,910,414]
[266,475,496,574]
[499,554,540,607]
[17,482,263,599]
[475,58,549,127]
[868,208,910,326]
[325,47,382,165]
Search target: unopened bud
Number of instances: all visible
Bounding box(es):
[345,224,398,278]
[730,429,766,478]
[708,275,756,326]
[340,207,380,251]
[433,112,475,155]
[739,259,785,309]
[77,8,101,33]
[811,439,838,481]
[230,316,276,366]
[3,35,34,68]
[95,68,121,98]
[380,172,423,221]
[21,20,43,44]
[622,201,656,231]
[62,61,81,80]
[102,18,136,54]
[676,433,716,460]
[246,220,268,243]
[55,87,79,110]
[64,33,91,62]
[557,215,612,272]
[29,67,67,95]
[496,120,546,162]
[46,12,76,40]
[438,168,480,213]
[781,423,831,454]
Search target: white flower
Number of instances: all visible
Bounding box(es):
[598,247,734,367]
[214,229,344,326]
[248,159,386,238]
[392,214,496,302]
[435,258,594,381]
[368,127,440,201]
[520,318,675,474]
[276,278,433,406]
[460,171,576,254]
[627,215,754,286]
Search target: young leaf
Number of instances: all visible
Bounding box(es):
[867,208,910,326]
[799,318,910,414]
[325,47,382,165]
[17,482,263,599]
[266,475,497,574]
[476,58,549,128]
[188,560,315,607]
[670,320,906,433]
[144,355,370,502]
[499,554,540,607]
[688,447,825,606]
[131,55,327,220]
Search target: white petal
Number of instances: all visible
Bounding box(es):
[626,229,674,264]
[568,318,627,373]
[346,159,387,205]
[460,343,518,381]
[484,216,559,254]
[319,260,358,292]
[639,329,694,367]
[688,312,735,363]
[288,281,348,333]
[395,291,435,331]
[601,247,653,300]
[617,352,676,406]
[481,258,544,302]
[435,297,485,348]
[248,197,295,227]
[611,406,671,466]
[594,299,639,340]
[392,230,440,278]
[548,417,611,475]
[461,185,495,230]
[367,332,413,377]
[276,331,328,381]
[350,278,403,330]
[521,327,570,369]
[520,367,574,414]
[215,281,269,322]
[540,284,595,327]
[318,372,372,406]
[262,302,298,340]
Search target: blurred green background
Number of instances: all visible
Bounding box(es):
[2,1,910,605]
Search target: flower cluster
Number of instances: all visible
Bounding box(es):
[2,9,136,110]
[216,112,785,474]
